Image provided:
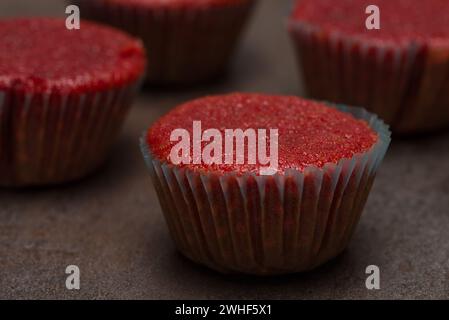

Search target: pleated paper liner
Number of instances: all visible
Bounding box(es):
[0,81,141,187]
[288,20,449,134]
[141,104,391,275]
[74,0,256,85]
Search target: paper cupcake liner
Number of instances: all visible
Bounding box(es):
[288,21,449,134]
[140,104,391,275]
[74,0,256,85]
[0,81,141,187]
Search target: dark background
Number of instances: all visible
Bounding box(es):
[0,0,448,299]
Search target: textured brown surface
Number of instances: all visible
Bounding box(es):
[0,0,448,299]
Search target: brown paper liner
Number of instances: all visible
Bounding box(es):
[289,21,449,134]
[74,0,256,85]
[141,104,391,275]
[0,82,140,187]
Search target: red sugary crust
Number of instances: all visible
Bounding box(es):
[0,18,145,186]
[0,18,146,94]
[291,0,449,45]
[74,0,256,85]
[146,93,378,175]
[288,1,449,134]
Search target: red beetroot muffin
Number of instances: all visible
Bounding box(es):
[0,18,146,187]
[74,0,256,85]
[141,93,391,275]
[289,0,449,134]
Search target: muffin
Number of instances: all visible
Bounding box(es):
[141,93,391,275]
[74,0,256,85]
[0,18,146,187]
[289,0,449,134]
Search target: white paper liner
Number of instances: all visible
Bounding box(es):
[141,103,391,275]
[0,81,141,187]
[74,0,256,85]
[288,18,449,134]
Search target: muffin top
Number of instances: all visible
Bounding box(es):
[103,0,248,9]
[0,18,146,94]
[147,93,378,175]
[291,0,449,45]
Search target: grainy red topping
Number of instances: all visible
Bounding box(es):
[147,93,378,175]
[291,0,449,45]
[0,18,146,93]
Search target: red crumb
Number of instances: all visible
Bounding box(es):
[290,0,449,45]
[0,18,146,93]
[147,93,378,175]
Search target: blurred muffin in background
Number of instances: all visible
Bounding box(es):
[74,0,256,86]
[0,18,146,187]
[289,0,449,134]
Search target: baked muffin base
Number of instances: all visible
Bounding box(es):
[141,104,391,275]
[289,21,449,134]
[75,0,256,85]
[0,82,141,187]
